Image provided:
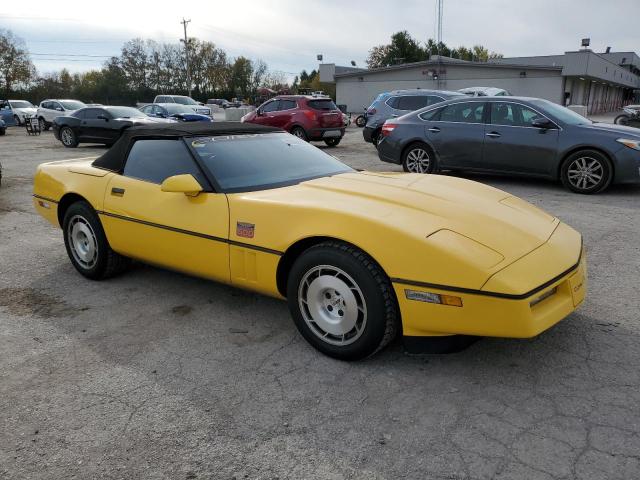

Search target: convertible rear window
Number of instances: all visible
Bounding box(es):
[190,132,352,192]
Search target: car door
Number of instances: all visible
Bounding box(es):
[253,100,280,126]
[393,95,432,117]
[270,99,297,129]
[140,105,156,117]
[482,101,560,175]
[47,101,64,122]
[424,101,487,169]
[0,100,14,125]
[79,108,110,140]
[101,138,230,283]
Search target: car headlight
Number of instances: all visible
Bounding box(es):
[616,138,640,151]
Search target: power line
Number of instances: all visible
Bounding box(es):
[30,53,113,58]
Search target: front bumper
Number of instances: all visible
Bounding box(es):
[612,146,640,185]
[52,124,61,140]
[395,226,586,339]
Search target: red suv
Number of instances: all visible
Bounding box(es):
[241,95,345,147]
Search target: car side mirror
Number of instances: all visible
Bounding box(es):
[256,109,263,116]
[531,117,555,129]
[160,174,203,197]
[56,107,64,112]
[97,114,109,121]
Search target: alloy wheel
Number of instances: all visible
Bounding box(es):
[61,128,74,146]
[298,265,367,346]
[405,147,431,173]
[567,156,604,191]
[68,215,98,269]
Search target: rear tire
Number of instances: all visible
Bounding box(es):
[323,138,341,147]
[371,129,382,148]
[402,142,435,174]
[60,126,78,148]
[560,150,612,194]
[291,126,308,141]
[63,201,131,280]
[286,241,398,360]
[355,115,366,128]
[38,117,48,131]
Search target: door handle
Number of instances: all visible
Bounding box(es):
[486,132,501,138]
[111,187,125,196]
[428,127,440,133]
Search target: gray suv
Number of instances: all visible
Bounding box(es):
[362,89,464,146]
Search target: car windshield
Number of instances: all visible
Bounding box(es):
[10,100,34,108]
[531,99,592,125]
[107,107,147,118]
[60,100,86,110]
[173,96,198,105]
[165,104,196,114]
[190,133,353,192]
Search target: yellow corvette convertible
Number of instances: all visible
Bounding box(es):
[33,123,586,360]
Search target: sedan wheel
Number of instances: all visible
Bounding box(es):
[402,143,434,173]
[60,126,78,148]
[287,242,398,360]
[561,151,611,194]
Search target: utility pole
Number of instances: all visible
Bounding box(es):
[180,18,191,97]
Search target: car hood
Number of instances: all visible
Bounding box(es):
[296,172,559,262]
[580,122,640,137]
[14,107,37,114]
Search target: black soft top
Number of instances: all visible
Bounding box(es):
[92,121,282,172]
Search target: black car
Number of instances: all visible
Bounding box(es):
[377,97,640,194]
[53,106,173,148]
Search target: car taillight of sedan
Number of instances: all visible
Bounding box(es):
[381,123,397,136]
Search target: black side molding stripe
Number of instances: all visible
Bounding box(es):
[392,248,583,301]
[97,210,283,256]
[33,194,60,204]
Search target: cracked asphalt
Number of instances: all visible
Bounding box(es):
[1,125,639,479]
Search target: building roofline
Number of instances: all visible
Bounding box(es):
[334,59,563,78]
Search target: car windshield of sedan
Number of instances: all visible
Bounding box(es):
[173,97,198,105]
[531,99,592,125]
[10,100,34,108]
[190,133,353,192]
[165,104,196,114]
[107,107,147,118]
[60,100,87,110]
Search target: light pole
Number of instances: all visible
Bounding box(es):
[180,18,191,97]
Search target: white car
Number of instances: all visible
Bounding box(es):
[37,99,87,130]
[0,100,37,125]
[153,94,211,117]
[458,87,511,97]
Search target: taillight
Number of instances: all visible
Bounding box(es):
[303,110,317,121]
[367,108,377,115]
[381,123,397,136]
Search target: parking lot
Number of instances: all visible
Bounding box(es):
[1,125,639,479]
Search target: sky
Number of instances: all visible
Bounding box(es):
[1,0,638,81]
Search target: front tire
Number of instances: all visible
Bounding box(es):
[323,137,341,147]
[614,114,630,126]
[63,201,130,280]
[355,115,366,128]
[287,242,398,360]
[560,150,612,194]
[291,126,308,141]
[38,117,48,131]
[60,126,78,148]
[402,142,435,173]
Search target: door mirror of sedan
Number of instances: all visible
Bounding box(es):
[97,114,109,121]
[160,174,203,197]
[531,117,556,129]
[56,107,64,112]
[256,109,263,116]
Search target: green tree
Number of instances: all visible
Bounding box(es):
[0,29,35,96]
[367,31,426,68]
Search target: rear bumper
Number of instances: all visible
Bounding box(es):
[377,138,403,164]
[307,127,345,141]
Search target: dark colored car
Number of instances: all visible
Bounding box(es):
[0,118,6,135]
[378,97,640,194]
[53,106,174,148]
[241,95,345,147]
[363,89,464,147]
[207,98,232,108]
[139,103,213,122]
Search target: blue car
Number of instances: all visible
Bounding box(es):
[139,103,213,122]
